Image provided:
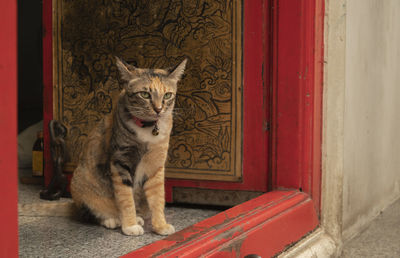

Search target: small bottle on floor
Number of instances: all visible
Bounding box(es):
[32,131,44,177]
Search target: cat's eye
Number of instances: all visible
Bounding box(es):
[139,92,151,99]
[164,92,173,99]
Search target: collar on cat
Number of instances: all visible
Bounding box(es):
[131,116,160,136]
[132,116,156,128]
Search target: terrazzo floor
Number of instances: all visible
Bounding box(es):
[18,169,221,258]
[341,197,400,258]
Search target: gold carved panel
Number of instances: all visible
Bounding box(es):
[53,0,242,181]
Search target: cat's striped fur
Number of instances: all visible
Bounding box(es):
[20,58,186,236]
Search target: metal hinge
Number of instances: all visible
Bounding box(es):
[263,121,270,131]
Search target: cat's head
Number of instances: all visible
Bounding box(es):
[115,57,187,121]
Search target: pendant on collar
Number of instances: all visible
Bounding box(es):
[152,122,159,136]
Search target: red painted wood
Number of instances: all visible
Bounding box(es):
[270,0,304,189]
[210,194,318,257]
[263,0,272,191]
[270,0,324,211]
[124,191,318,257]
[0,0,19,256]
[43,0,53,187]
[311,0,325,212]
[165,0,269,201]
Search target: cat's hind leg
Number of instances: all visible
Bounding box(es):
[72,177,144,231]
[71,169,121,229]
[74,193,121,229]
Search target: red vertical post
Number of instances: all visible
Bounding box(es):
[270,0,324,213]
[0,0,19,256]
[242,0,269,192]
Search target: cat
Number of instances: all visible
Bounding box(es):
[19,57,187,236]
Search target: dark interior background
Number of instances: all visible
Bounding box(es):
[18,0,43,133]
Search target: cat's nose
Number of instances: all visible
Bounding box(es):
[154,107,162,114]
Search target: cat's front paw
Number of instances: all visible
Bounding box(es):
[122,224,144,236]
[136,216,144,226]
[153,224,175,236]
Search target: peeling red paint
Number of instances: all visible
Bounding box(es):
[217,236,246,258]
[164,226,206,242]
[213,226,244,241]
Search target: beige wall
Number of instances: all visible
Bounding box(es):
[343,0,400,239]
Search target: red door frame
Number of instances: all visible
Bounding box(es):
[270,0,324,211]
[0,0,18,257]
[0,0,324,256]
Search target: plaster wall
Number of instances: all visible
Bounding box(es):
[343,0,400,240]
[321,0,346,244]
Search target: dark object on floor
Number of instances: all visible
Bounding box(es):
[40,120,69,200]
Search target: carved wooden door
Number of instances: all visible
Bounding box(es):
[47,0,269,205]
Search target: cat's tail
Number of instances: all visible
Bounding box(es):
[18,201,77,217]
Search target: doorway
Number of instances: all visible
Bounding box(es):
[18,0,43,133]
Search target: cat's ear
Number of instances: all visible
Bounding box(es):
[115,56,136,82]
[168,59,187,83]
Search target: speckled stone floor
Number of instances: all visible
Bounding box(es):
[341,198,400,258]
[18,169,221,258]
